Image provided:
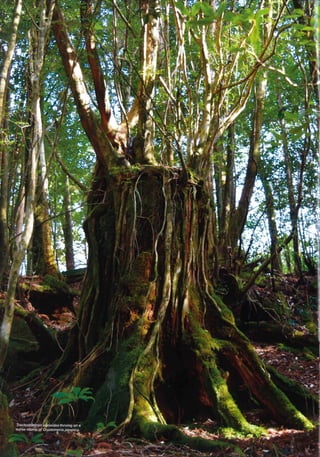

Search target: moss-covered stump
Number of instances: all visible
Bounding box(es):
[50,167,314,444]
[0,391,18,457]
[4,307,62,381]
[17,274,78,316]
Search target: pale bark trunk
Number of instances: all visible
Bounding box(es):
[0,0,23,285]
[216,125,236,265]
[229,74,267,249]
[52,4,127,169]
[130,0,160,164]
[0,0,22,115]
[32,137,59,276]
[259,160,282,273]
[0,0,55,370]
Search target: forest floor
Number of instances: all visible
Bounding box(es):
[7,274,319,457]
[9,341,319,457]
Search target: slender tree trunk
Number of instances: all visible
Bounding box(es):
[0,106,10,287]
[31,138,59,276]
[259,159,282,273]
[0,0,23,286]
[62,176,75,270]
[132,0,160,164]
[0,0,55,370]
[229,74,267,250]
[277,93,303,277]
[216,125,236,267]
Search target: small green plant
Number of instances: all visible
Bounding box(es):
[96,420,117,432]
[65,449,83,457]
[8,432,44,444]
[52,386,94,405]
[51,386,94,420]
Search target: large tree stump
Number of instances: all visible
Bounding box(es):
[53,167,313,447]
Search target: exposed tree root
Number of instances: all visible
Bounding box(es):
[130,416,243,453]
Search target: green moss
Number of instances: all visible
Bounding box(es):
[85,333,144,430]
[219,426,266,439]
[188,321,263,435]
[119,252,153,298]
[132,416,242,453]
[19,281,50,293]
[277,343,317,360]
[302,346,318,360]
[193,328,219,354]
[43,274,77,295]
[0,392,18,457]
[268,365,318,415]
[255,376,314,430]
[211,293,235,325]
[9,316,39,353]
[305,322,317,335]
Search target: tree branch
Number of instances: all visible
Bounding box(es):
[52,2,123,167]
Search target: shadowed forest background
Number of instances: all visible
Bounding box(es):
[0,0,318,456]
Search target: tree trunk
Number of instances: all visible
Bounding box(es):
[33,135,59,276]
[0,0,55,371]
[229,74,267,250]
[277,93,303,278]
[259,159,282,273]
[62,176,75,271]
[55,166,313,443]
[0,0,23,287]
[216,125,237,268]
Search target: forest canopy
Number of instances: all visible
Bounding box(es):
[0,0,317,276]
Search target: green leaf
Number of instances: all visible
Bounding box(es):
[191,3,202,17]
[58,397,76,404]
[175,0,189,16]
[78,387,93,395]
[52,391,74,404]
[65,450,83,457]
[52,391,68,398]
[71,387,82,397]
[256,7,270,19]
[198,2,214,18]
[8,433,29,443]
[216,2,227,17]
[93,21,103,31]
[106,420,117,430]
[189,18,213,27]
[31,433,45,444]
[52,387,94,405]
[74,387,94,401]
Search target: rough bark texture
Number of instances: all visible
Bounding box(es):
[55,166,313,445]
